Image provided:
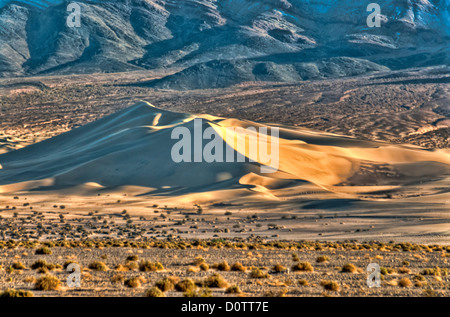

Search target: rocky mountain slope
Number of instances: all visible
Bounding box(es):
[0,0,448,88]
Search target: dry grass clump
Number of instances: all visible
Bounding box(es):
[225,285,241,294]
[250,268,270,279]
[12,262,26,270]
[292,262,314,272]
[145,286,165,297]
[63,260,79,270]
[398,278,412,288]
[0,289,34,297]
[203,274,229,288]
[193,256,206,266]
[321,280,340,292]
[31,260,61,271]
[316,256,330,263]
[139,261,164,272]
[341,263,357,273]
[155,277,175,292]
[111,274,125,284]
[213,261,231,271]
[88,261,108,271]
[398,267,411,274]
[124,276,146,288]
[298,279,309,286]
[175,279,196,292]
[199,263,209,271]
[272,264,287,273]
[34,275,61,291]
[421,267,441,276]
[231,262,246,272]
[184,287,212,298]
[126,255,139,262]
[35,247,52,255]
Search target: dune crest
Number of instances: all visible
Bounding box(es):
[0,101,448,202]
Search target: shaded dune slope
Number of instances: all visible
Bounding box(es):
[0,102,449,200]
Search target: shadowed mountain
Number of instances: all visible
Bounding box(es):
[0,0,448,88]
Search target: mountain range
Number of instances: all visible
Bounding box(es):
[0,0,448,88]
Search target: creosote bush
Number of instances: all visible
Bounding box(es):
[0,289,34,297]
[145,286,165,297]
[155,277,175,292]
[341,263,357,273]
[316,256,330,263]
[231,262,246,272]
[292,262,314,272]
[250,268,270,279]
[35,247,52,255]
[139,261,164,272]
[175,279,196,292]
[89,261,108,271]
[35,275,61,291]
[321,280,340,292]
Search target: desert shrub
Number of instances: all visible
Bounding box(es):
[199,263,209,271]
[126,261,139,271]
[398,267,411,274]
[421,267,441,276]
[225,285,241,294]
[0,289,34,297]
[12,262,26,270]
[63,261,79,270]
[214,261,230,271]
[89,261,108,271]
[273,264,287,273]
[35,247,52,255]
[399,278,412,288]
[250,268,270,279]
[139,261,164,272]
[341,263,357,273]
[316,256,330,263]
[175,279,196,292]
[145,286,165,297]
[321,280,340,291]
[35,275,61,291]
[292,253,300,262]
[111,274,125,284]
[193,256,205,266]
[292,262,314,272]
[184,287,212,297]
[298,279,309,286]
[155,278,175,292]
[204,274,228,288]
[231,262,246,272]
[413,274,426,281]
[126,255,139,262]
[124,276,144,288]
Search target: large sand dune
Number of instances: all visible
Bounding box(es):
[0,101,448,199]
[0,101,449,243]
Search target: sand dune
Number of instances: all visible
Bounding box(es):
[0,101,448,203]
